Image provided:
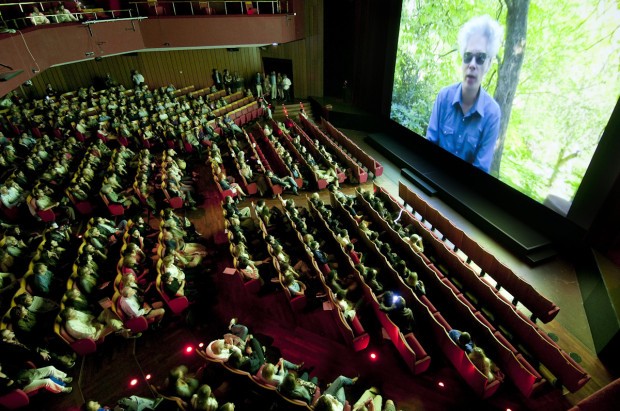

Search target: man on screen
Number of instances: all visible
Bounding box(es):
[426,15,503,173]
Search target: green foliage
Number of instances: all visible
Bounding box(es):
[391,0,620,206]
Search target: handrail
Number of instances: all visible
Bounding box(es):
[126,1,288,16]
[3,9,134,29]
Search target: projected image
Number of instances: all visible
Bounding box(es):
[390,0,620,213]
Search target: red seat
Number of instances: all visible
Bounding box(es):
[113,293,149,333]
[156,274,189,315]
[0,390,29,410]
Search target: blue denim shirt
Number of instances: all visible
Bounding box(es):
[426,83,501,173]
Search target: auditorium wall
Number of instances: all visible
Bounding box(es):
[27,48,264,97]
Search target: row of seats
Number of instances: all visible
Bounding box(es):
[320,117,383,178]
[245,131,283,196]
[377,183,589,393]
[283,120,330,189]
[195,348,335,411]
[356,189,545,397]
[53,220,135,356]
[330,190,503,397]
[299,115,368,183]
[251,123,300,187]
[318,194,433,377]
[285,118,347,185]
[398,181,559,323]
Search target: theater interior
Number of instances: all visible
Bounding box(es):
[1,1,619,410]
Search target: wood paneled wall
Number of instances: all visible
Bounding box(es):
[29,48,263,97]
[259,0,323,99]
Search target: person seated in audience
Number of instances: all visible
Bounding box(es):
[101,182,137,208]
[351,386,385,411]
[61,307,138,341]
[400,265,425,295]
[278,372,319,405]
[0,329,74,373]
[63,288,94,312]
[29,7,51,25]
[335,290,357,320]
[160,271,190,300]
[85,396,164,411]
[379,243,399,266]
[0,363,73,395]
[448,329,474,354]
[468,347,498,381]
[314,375,359,411]
[237,256,268,282]
[404,234,424,253]
[76,265,99,296]
[259,357,304,387]
[0,184,23,208]
[191,384,219,411]
[226,334,266,375]
[254,199,272,224]
[282,273,306,297]
[218,172,247,199]
[204,319,249,361]
[31,262,55,296]
[378,291,414,334]
[312,164,340,188]
[0,271,18,296]
[14,291,58,316]
[266,170,298,195]
[118,286,165,327]
[162,230,204,268]
[0,236,28,270]
[222,195,251,220]
[345,243,363,265]
[165,365,199,399]
[34,189,59,212]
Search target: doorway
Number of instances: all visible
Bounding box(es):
[262,57,293,101]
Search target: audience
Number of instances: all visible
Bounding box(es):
[29,7,51,25]
[0,72,486,411]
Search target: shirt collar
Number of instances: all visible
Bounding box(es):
[453,83,486,118]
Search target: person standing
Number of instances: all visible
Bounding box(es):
[270,71,277,100]
[132,70,145,88]
[282,74,292,102]
[254,72,264,97]
[426,15,503,173]
[212,69,223,90]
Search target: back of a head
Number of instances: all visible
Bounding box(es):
[227,350,242,369]
[280,373,297,393]
[313,396,330,411]
[262,363,275,380]
[195,383,212,400]
[459,331,472,346]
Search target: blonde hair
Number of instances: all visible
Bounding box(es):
[261,363,275,380]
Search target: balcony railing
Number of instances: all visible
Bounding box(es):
[127,1,288,17]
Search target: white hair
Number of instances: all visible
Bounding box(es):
[458,15,504,61]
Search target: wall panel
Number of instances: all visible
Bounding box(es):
[21,48,265,97]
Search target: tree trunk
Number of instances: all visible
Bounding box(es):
[490,0,531,177]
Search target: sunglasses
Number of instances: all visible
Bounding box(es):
[463,52,488,65]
